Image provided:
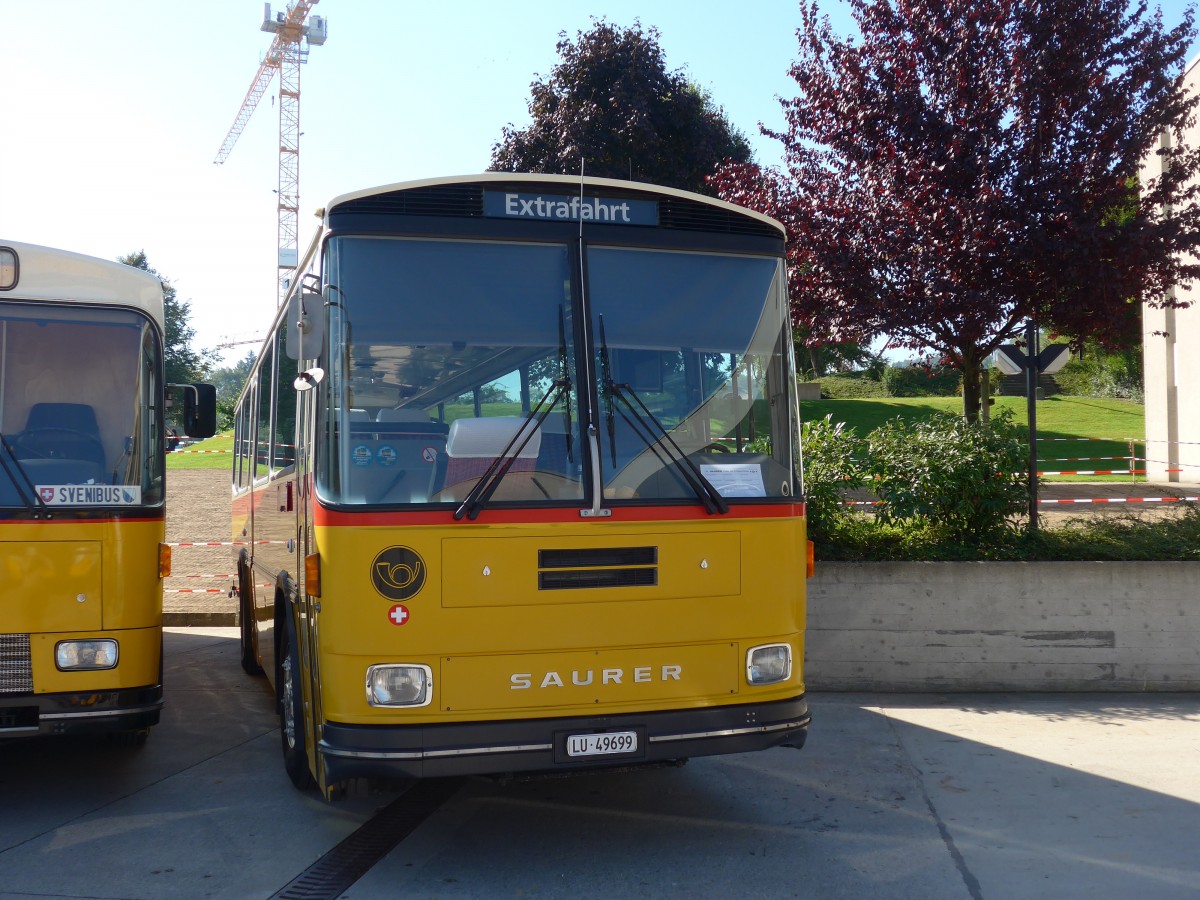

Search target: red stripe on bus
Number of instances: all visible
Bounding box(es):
[313,502,805,527]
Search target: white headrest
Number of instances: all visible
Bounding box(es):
[445,417,542,459]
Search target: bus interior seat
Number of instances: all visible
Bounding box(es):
[376,407,433,424]
[345,408,449,504]
[16,402,107,472]
[432,416,541,501]
[534,411,574,477]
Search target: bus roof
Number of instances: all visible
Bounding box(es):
[322,173,787,238]
[0,239,164,325]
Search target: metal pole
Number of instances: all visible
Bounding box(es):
[1026,319,1039,531]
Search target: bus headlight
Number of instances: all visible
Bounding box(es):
[746,644,791,685]
[56,639,119,671]
[366,664,432,707]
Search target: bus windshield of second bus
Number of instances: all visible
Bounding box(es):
[0,302,165,509]
[315,235,794,511]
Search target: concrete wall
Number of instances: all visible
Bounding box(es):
[806,561,1200,691]
[1143,58,1200,485]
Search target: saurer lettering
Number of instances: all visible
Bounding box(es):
[510,665,683,689]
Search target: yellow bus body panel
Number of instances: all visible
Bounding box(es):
[30,626,162,693]
[313,514,805,725]
[0,540,104,632]
[0,519,164,693]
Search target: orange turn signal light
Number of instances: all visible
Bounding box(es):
[305,552,321,597]
[158,543,172,578]
[806,540,815,579]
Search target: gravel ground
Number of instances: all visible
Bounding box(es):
[164,469,236,623]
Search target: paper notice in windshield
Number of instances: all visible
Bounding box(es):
[37,485,142,506]
[699,464,766,498]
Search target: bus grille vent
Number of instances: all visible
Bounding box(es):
[0,634,33,694]
[537,546,658,591]
[658,197,783,238]
[335,184,485,218]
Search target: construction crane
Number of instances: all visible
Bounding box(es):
[215,334,266,352]
[215,2,327,306]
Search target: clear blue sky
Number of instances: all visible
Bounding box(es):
[0,1,1194,364]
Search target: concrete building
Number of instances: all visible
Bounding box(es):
[1142,58,1200,484]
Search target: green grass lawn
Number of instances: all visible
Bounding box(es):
[166,432,234,470]
[800,395,1146,481]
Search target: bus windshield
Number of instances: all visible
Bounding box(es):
[0,303,164,508]
[316,235,796,508]
[318,236,582,506]
[589,247,796,503]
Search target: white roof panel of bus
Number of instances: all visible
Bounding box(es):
[0,239,165,324]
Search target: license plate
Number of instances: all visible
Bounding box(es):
[566,730,638,758]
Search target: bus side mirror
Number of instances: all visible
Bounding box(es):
[287,289,324,361]
[183,383,217,438]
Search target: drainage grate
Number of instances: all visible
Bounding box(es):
[270,778,463,900]
[0,634,33,693]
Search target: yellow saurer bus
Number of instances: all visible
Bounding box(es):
[0,241,215,743]
[233,175,810,795]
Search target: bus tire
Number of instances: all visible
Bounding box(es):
[278,612,314,791]
[238,564,264,676]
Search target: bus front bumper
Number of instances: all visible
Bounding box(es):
[319,694,809,782]
[0,685,163,739]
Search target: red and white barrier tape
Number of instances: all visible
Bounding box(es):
[165,540,287,547]
[1040,496,1200,505]
[846,495,1199,507]
[1036,469,1143,476]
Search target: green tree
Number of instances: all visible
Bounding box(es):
[491,19,752,195]
[119,251,217,388]
[210,351,256,430]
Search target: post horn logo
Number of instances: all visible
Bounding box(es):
[371,546,426,601]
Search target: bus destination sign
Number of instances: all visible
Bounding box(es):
[484,191,658,226]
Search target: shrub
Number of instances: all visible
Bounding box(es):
[815,506,1200,562]
[882,363,961,397]
[860,410,1028,542]
[798,415,865,541]
[1054,352,1143,402]
[818,371,889,399]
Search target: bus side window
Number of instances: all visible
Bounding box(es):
[254,343,274,479]
[273,331,297,472]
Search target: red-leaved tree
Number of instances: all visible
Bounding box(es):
[712,0,1200,421]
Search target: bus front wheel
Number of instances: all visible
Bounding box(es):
[278,615,314,791]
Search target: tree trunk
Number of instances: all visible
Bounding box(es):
[960,359,982,423]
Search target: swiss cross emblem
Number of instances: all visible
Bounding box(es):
[388,604,410,626]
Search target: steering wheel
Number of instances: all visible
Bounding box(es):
[11,427,106,461]
[701,442,731,454]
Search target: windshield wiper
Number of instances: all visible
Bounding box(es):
[0,433,50,516]
[598,316,728,515]
[453,378,572,521]
[455,309,576,521]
